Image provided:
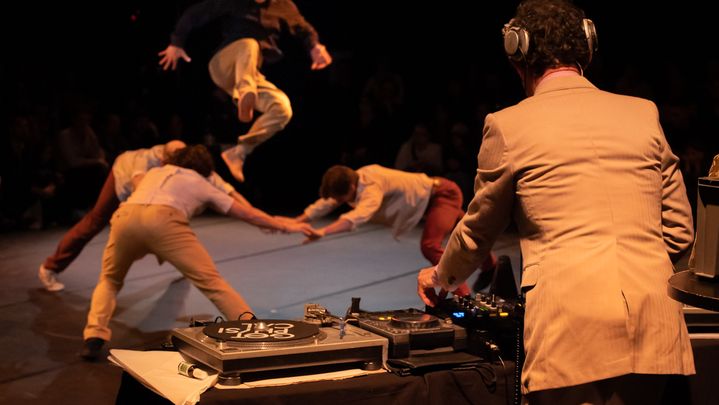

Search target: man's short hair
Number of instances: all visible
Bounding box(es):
[166,144,215,177]
[511,0,591,77]
[320,165,358,199]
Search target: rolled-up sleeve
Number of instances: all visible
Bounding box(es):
[339,183,383,229]
[304,198,340,220]
[203,181,234,214]
[207,171,235,194]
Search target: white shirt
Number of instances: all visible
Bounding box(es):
[303,165,435,237]
[125,165,234,219]
[112,145,235,201]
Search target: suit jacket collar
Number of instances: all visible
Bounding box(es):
[533,75,597,96]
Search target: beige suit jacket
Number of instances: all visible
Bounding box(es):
[437,75,695,393]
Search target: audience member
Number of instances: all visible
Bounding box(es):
[394,123,443,176]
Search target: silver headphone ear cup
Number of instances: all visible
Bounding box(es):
[504,30,520,57]
[517,28,529,57]
[582,18,598,64]
[504,27,529,61]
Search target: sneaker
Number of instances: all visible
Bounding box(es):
[79,338,106,361]
[221,144,248,183]
[236,91,256,123]
[38,265,65,292]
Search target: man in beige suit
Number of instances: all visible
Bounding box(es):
[417,0,695,403]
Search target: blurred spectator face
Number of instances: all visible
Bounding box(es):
[168,114,184,138]
[73,111,92,128]
[106,114,122,134]
[450,122,469,139]
[12,116,33,141]
[411,124,431,146]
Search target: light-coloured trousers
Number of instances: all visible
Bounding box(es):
[83,204,252,341]
[208,38,293,150]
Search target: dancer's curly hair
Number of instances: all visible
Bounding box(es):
[166,144,215,177]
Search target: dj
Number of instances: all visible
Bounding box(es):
[418,0,695,403]
[80,145,317,360]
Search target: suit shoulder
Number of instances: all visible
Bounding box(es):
[597,89,659,112]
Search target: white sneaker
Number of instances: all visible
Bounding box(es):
[38,265,65,292]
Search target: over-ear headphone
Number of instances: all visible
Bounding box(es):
[582,18,598,65]
[502,20,529,62]
[503,18,598,67]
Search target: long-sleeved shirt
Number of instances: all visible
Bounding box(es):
[113,145,234,201]
[303,165,435,237]
[125,165,234,219]
[170,0,319,64]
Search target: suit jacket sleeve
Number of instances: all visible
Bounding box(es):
[656,112,694,261]
[436,114,514,289]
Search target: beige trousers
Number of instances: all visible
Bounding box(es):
[208,38,293,150]
[83,204,252,341]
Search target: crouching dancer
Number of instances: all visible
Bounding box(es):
[81,145,317,360]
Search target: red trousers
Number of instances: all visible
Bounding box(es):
[44,172,119,272]
[422,178,496,295]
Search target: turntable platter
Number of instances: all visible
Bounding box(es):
[355,308,467,358]
[389,313,441,330]
[203,320,319,342]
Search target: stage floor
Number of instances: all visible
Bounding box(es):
[0,215,521,404]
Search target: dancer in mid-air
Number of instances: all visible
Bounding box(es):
[159,0,332,183]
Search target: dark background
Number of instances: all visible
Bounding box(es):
[2,1,716,227]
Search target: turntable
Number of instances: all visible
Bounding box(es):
[171,319,387,384]
[356,308,467,358]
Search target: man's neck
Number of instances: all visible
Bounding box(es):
[539,66,580,81]
[529,66,581,96]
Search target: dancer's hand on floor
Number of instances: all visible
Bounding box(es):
[302,228,325,244]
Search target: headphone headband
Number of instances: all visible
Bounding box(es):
[503,18,598,67]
